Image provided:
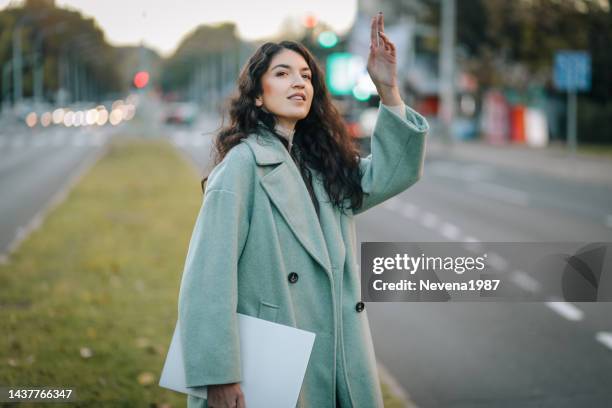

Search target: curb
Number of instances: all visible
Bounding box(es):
[378,362,419,408]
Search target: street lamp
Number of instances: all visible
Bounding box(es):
[33,23,67,107]
[12,10,50,106]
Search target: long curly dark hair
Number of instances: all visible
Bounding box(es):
[210,40,364,213]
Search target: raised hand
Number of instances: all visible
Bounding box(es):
[367,12,398,91]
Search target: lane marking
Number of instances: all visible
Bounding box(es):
[545,299,584,321]
[595,332,612,351]
[440,222,460,240]
[487,252,509,272]
[510,270,541,293]
[463,240,485,254]
[421,211,439,229]
[400,203,418,219]
[382,197,401,212]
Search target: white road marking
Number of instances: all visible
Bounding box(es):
[545,299,584,321]
[440,222,461,240]
[510,270,541,293]
[421,212,439,229]
[463,240,485,254]
[487,252,509,271]
[464,236,480,243]
[595,332,612,351]
[469,181,530,207]
[382,198,401,212]
[400,203,419,219]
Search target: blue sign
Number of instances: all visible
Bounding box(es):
[553,51,591,92]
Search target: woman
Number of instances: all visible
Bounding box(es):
[178,12,429,408]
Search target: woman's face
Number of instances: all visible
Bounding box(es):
[255,49,314,128]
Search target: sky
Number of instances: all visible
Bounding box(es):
[0,0,358,56]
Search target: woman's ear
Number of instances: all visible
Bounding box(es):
[255,96,263,107]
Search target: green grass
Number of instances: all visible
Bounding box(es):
[0,137,406,407]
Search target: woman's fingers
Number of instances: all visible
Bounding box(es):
[370,16,378,47]
[378,12,384,34]
[378,31,396,53]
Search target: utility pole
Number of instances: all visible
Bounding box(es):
[438,0,456,141]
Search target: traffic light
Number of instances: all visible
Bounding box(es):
[133,71,150,89]
[318,31,338,49]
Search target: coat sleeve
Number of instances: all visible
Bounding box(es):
[177,149,252,388]
[353,103,429,216]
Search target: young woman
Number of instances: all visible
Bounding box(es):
[178,12,429,408]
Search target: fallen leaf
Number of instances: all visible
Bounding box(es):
[80,347,93,359]
[137,371,155,386]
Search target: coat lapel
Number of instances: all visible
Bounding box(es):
[242,128,333,277]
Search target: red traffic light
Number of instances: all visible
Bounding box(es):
[133,71,150,89]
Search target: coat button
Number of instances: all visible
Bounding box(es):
[288,272,299,284]
[355,301,365,313]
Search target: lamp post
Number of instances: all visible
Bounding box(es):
[438,0,456,141]
[11,10,49,106]
[33,23,67,108]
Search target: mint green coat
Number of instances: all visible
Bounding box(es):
[178,103,428,407]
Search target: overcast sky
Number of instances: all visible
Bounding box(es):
[0,0,358,56]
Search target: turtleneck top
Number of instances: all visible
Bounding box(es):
[273,123,296,152]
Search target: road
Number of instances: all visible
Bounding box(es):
[360,157,612,407]
[0,124,112,258]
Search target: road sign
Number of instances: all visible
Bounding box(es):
[553,51,591,92]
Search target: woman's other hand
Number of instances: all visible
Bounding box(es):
[207,383,246,408]
[367,11,402,106]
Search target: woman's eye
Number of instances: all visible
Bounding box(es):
[303,75,312,80]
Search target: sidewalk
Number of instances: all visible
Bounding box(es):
[425,135,612,187]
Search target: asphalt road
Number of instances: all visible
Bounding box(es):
[170,123,612,407]
[0,125,112,258]
[359,160,612,407]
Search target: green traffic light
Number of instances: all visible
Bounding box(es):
[352,86,370,101]
[318,31,338,48]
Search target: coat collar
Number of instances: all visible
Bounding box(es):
[241,123,333,278]
[242,121,287,165]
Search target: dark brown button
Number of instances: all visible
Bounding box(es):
[355,301,365,312]
[288,272,299,284]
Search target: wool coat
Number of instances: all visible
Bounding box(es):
[178,103,429,407]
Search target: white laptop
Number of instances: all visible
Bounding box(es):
[159,314,316,407]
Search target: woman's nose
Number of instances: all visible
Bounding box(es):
[292,75,306,87]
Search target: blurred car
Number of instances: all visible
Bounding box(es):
[164,102,198,125]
